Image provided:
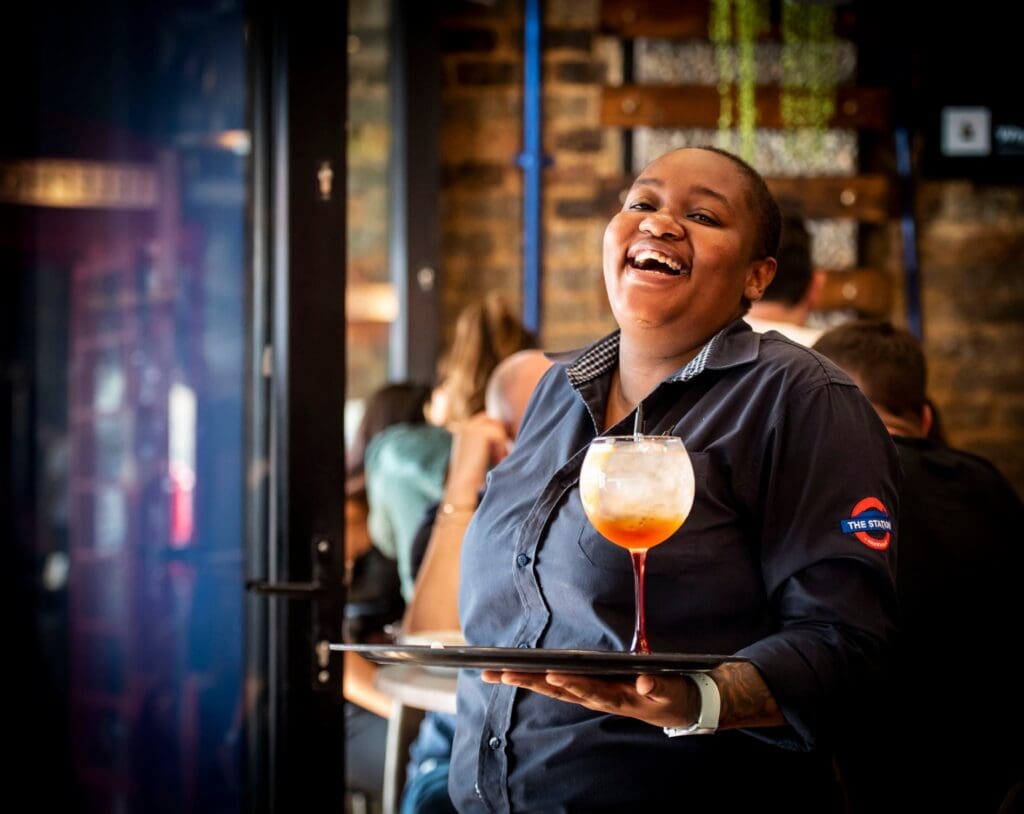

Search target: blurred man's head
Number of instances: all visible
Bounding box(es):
[747,215,824,330]
[762,216,815,306]
[813,319,933,439]
[484,349,554,440]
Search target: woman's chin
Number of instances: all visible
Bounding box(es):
[610,294,680,330]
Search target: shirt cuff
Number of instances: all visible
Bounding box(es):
[735,633,828,752]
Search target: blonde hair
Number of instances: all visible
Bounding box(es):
[434,293,536,425]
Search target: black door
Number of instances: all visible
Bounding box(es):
[1,1,348,810]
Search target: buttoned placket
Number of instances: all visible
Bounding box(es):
[475,441,592,813]
[470,325,731,812]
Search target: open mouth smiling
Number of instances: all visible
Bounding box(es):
[627,248,686,277]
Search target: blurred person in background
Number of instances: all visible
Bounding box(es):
[346,295,534,804]
[343,382,434,803]
[744,214,825,347]
[813,319,1024,813]
[398,348,554,814]
[364,292,536,603]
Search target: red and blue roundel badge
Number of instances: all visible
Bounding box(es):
[840,497,892,550]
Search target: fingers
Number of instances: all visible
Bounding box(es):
[480,670,697,730]
[480,671,642,714]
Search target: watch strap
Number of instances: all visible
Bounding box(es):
[663,672,720,736]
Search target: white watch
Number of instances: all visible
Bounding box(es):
[663,672,720,736]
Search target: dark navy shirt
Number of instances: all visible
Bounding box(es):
[451,319,901,813]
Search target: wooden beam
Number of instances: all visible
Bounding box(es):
[599,0,858,39]
[767,176,892,222]
[597,174,893,222]
[600,0,710,40]
[818,268,893,316]
[601,85,890,131]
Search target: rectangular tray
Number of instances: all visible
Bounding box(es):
[330,643,746,674]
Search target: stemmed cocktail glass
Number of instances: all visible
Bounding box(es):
[579,433,695,654]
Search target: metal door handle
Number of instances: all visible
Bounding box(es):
[246,579,325,598]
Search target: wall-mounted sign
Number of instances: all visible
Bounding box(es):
[924,100,1024,180]
[0,159,158,209]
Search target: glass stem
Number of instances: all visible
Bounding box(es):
[630,549,650,654]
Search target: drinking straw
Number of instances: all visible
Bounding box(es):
[634,401,643,439]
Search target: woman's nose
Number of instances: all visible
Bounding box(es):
[639,211,684,238]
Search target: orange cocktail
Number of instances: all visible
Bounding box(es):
[587,514,688,552]
[579,435,695,653]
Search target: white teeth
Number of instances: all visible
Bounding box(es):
[633,249,682,271]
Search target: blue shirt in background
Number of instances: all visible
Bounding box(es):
[365,423,451,601]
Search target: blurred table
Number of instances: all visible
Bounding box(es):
[375,664,458,814]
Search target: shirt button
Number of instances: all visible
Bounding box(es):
[516,553,530,567]
[488,735,501,750]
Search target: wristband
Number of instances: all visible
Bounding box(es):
[663,672,720,736]
[439,502,476,516]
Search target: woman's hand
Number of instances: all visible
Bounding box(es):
[443,412,510,507]
[481,670,700,730]
[481,661,785,731]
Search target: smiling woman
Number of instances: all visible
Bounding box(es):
[601,149,778,392]
[450,146,902,812]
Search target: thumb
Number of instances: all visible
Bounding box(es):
[635,674,674,702]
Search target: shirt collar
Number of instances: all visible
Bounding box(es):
[565,317,759,390]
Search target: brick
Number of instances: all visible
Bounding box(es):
[348,58,388,86]
[552,60,604,84]
[455,60,519,85]
[555,198,603,219]
[443,230,496,257]
[545,266,605,292]
[546,222,606,257]
[543,28,593,51]
[350,0,388,28]
[442,121,522,163]
[347,123,390,164]
[554,128,604,152]
[543,0,600,27]
[447,192,521,221]
[441,27,499,52]
[348,92,388,124]
[443,93,520,123]
[442,0,517,21]
[348,28,389,52]
[542,93,592,120]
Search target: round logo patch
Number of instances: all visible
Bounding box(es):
[839,497,892,551]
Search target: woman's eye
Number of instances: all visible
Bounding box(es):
[627,201,655,211]
[688,212,718,225]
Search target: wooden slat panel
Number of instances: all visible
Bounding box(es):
[599,0,858,39]
[600,0,710,39]
[601,85,890,130]
[767,176,892,221]
[818,268,893,316]
[596,174,893,222]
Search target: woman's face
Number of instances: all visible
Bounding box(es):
[602,148,775,348]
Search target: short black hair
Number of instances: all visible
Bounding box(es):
[694,145,782,260]
[813,320,927,422]
[762,215,813,305]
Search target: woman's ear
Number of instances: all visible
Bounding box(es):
[921,400,934,439]
[744,257,777,303]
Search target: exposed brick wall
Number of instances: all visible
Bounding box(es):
[357,2,1024,497]
[438,1,525,337]
[437,0,619,353]
[914,181,1024,495]
[347,1,391,399]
